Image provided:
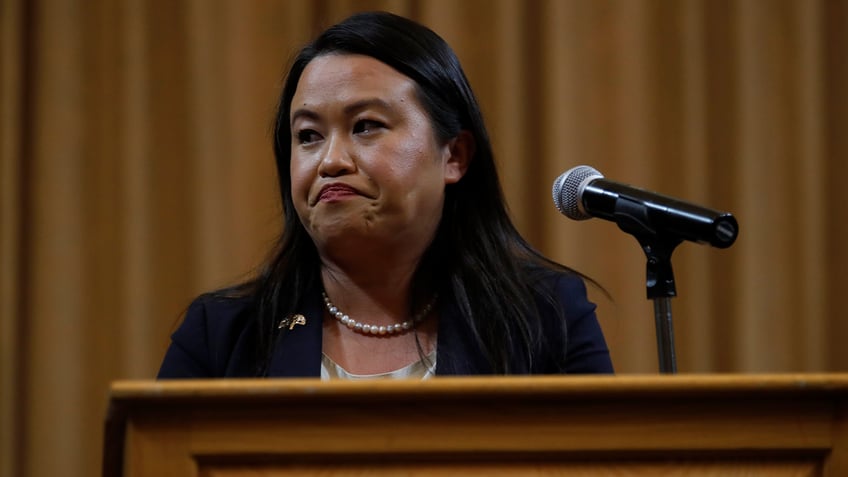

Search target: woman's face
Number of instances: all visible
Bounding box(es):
[289,54,466,258]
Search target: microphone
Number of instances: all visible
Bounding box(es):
[552,165,738,248]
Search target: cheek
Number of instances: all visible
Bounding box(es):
[385,137,442,184]
[289,155,312,205]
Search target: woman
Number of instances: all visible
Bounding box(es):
[158,11,613,379]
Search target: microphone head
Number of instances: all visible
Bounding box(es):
[552,165,604,220]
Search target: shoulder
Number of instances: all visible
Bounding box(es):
[192,292,257,326]
[527,266,595,316]
[526,266,614,374]
[157,293,259,378]
[182,293,257,344]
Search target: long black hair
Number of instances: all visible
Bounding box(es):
[236,11,581,375]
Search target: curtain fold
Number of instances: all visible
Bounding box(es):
[2,1,846,476]
[1,1,25,476]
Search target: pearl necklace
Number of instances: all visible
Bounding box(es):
[321,291,437,336]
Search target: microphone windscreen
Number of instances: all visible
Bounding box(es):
[552,165,604,220]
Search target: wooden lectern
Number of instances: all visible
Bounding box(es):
[104,374,848,476]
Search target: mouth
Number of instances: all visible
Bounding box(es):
[315,183,361,203]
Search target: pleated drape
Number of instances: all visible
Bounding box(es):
[1,1,846,476]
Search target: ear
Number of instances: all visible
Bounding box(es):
[443,130,475,184]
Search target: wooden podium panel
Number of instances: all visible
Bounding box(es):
[104,374,848,477]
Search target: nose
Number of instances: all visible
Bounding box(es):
[317,134,355,178]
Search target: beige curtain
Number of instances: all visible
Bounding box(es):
[2,1,846,476]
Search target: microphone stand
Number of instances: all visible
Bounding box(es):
[637,236,681,374]
[612,199,682,374]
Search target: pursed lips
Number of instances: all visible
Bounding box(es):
[315,183,361,203]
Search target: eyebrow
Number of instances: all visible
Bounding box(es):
[290,98,394,125]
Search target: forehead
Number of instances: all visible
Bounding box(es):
[291,54,419,111]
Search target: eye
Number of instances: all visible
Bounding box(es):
[353,119,385,136]
[296,129,322,145]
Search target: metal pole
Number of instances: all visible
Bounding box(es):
[653,297,677,373]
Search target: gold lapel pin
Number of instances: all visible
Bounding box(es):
[278,314,307,330]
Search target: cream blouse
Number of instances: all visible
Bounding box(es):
[320,350,437,380]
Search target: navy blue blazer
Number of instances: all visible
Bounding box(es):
[157,272,613,378]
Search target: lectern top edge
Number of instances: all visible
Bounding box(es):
[108,373,848,402]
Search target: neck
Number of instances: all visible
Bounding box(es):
[319,252,433,326]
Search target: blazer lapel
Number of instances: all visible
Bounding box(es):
[267,291,323,377]
[435,299,491,375]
